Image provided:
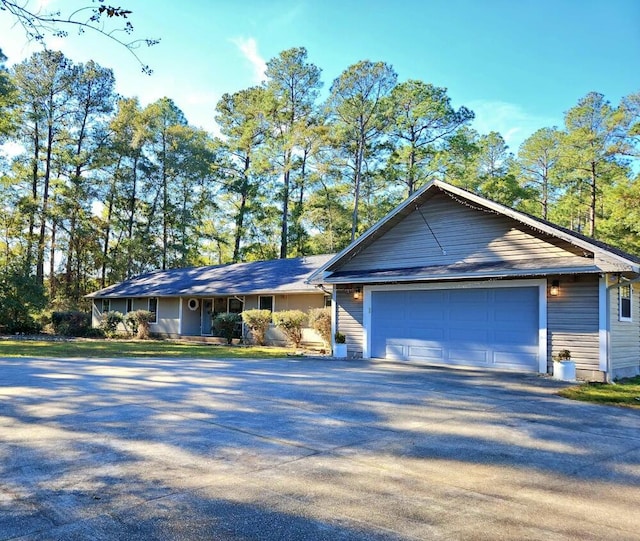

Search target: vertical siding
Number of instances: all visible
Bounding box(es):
[336,286,364,357]
[610,284,640,376]
[547,275,600,372]
[341,192,590,272]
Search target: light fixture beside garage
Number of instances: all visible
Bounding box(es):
[353,286,362,300]
[549,280,560,297]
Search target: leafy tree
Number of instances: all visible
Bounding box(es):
[0,263,46,333]
[0,48,18,138]
[12,50,77,284]
[475,131,528,207]
[263,47,322,258]
[326,60,397,240]
[516,127,562,219]
[558,92,629,237]
[214,87,272,262]
[384,80,474,195]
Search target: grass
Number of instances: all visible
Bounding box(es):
[0,338,297,359]
[558,376,640,409]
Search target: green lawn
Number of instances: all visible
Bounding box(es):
[0,338,297,359]
[558,376,640,409]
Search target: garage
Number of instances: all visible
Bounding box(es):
[368,285,540,371]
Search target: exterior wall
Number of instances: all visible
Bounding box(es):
[341,192,589,272]
[609,283,640,379]
[151,298,180,335]
[181,298,201,336]
[91,301,101,327]
[547,275,601,377]
[336,285,364,357]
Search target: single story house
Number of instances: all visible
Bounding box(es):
[309,180,640,382]
[87,254,333,345]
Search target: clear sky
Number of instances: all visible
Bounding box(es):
[1,0,638,151]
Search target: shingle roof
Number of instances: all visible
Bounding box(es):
[87,254,334,298]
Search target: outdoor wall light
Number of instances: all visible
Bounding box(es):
[353,286,362,300]
[549,280,560,297]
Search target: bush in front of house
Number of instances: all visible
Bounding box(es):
[100,310,124,337]
[125,310,155,339]
[213,312,241,345]
[241,309,272,345]
[51,311,91,337]
[308,307,331,347]
[272,309,307,348]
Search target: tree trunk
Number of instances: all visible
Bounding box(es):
[350,139,365,242]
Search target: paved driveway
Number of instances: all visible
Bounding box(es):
[1,356,639,540]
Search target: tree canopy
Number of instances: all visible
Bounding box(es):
[0,45,638,330]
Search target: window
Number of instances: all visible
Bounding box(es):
[324,296,332,308]
[259,295,274,312]
[148,298,158,323]
[126,298,133,313]
[101,299,110,313]
[619,285,632,321]
[228,297,244,314]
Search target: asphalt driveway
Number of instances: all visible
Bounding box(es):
[1,355,639,540]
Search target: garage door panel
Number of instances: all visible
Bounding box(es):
[407,346,444,361]
[370,286,539,371]
[449,348,488,363]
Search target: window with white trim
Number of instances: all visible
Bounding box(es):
[619,284,632,321]
[148,298,158,323]
[259,295,274,312]
[101,299,110,313]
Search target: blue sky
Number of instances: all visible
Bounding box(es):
[1,0,638,151]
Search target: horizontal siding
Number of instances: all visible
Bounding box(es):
[153,298,180,335]
[336,287,364,357]
[341,192,590,272]
[547,276,599,371]
[610,284,640,372]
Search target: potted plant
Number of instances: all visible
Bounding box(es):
[333,331,347,359]
[553,349,576,381]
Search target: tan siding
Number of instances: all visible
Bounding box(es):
[336,286,364,357]
[152,298,180,335]
[273,293,326,312]
[341,192,590,272]
[547,276,600,371]
[610,284,640,373]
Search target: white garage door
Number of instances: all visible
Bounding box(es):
[370,286,539,371]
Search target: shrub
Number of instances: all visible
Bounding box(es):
[213,312,241,345]
[241,309,272,345]
[308,307,331,346]
[335,331,346,344]
[100,311,124,337]
[125,310,155,339]
[0,266,46,334]
[272,310,307,348]
[51,311,91,337]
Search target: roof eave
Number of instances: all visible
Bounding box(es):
[322,266,608,285]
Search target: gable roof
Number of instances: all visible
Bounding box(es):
[87,254,334,299]
[308,180,640,284]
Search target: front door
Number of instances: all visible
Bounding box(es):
[201,299,213,335]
